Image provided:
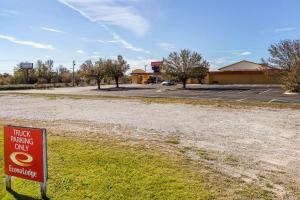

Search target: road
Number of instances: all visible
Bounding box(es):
[1,84,299,103]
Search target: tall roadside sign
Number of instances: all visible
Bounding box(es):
[4,125,48,199]
[20,62,34,84]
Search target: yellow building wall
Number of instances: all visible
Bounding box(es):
[143,75,150,83]
[187,76,210,84]
[131,74,150,84]
[208,72,279,84]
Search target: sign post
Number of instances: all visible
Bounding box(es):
[20,62,33,84]
[4,125,48,199]
[5,175,11,190]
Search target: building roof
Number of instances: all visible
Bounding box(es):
[131,69,146,74]
[218,60,267,71]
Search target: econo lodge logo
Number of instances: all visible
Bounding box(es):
[10,152,34,167]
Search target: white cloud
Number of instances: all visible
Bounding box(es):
[239,51,252,56]
[76,49,85,54]
[85,25,150,53]
[110,32,150,53]
[58,0,149,36]
[212,57,230,65]
[0,9,19,16]
[87,55,102,59]
[209,57,238,69]
[0,34,55,50]
[156,42,176,51]
[232,51,252,56]
[41,27,64,33]
[83,36,150,53]
[274,27,296,33]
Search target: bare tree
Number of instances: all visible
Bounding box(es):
[0,73,13,85]
[106,55,129,88]
[35,60,54,83]
[57,65,72,84]
[265,40,300,92]
[163,49,209,88]
[80,59,106,90]
[267,40,300,71]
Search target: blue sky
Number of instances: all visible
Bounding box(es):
[0,0,299,74]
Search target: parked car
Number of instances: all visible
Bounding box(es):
[161,80,175,86]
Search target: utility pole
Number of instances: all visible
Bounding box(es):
[72,60,76,87]
[144,65,147,72]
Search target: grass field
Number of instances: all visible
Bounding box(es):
[0,129,274,200]
[0,83,68,91]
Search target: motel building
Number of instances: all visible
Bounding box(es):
[131,61,163,84]
[131,60,279,85]
[208,60,279,84]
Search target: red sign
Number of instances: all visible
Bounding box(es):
[151,61,163,67]
[4,125,47,182]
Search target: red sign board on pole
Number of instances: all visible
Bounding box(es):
[4,125,48,198]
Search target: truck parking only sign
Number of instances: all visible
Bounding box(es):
[4,125,47,183]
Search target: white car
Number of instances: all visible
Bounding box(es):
[161,80,175,86]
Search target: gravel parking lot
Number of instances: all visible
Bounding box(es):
[0,94,299,197]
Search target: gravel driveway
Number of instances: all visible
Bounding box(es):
[0,94,299,197]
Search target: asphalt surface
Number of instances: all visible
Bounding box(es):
[1,84,300,103]
[152,85,300,103]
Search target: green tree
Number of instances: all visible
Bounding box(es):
[12,67,37,84]
[163,49,209,88]
[190,63,209,84]
[106,55,129,88]
[80,59,106,90]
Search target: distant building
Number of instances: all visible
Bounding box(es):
[208,60,279,84]
[131,61,163,84]
[131,60,280,85]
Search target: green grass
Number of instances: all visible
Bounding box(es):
[0,83,68,91]
[0,129,274,200]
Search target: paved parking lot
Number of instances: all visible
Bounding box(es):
[1,84,300,103]
[156,85,300,103]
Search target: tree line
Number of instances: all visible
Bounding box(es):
[80,55,129,89]
[0,55,130,89]
[3,60,76,86]
[0,39,299,92]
